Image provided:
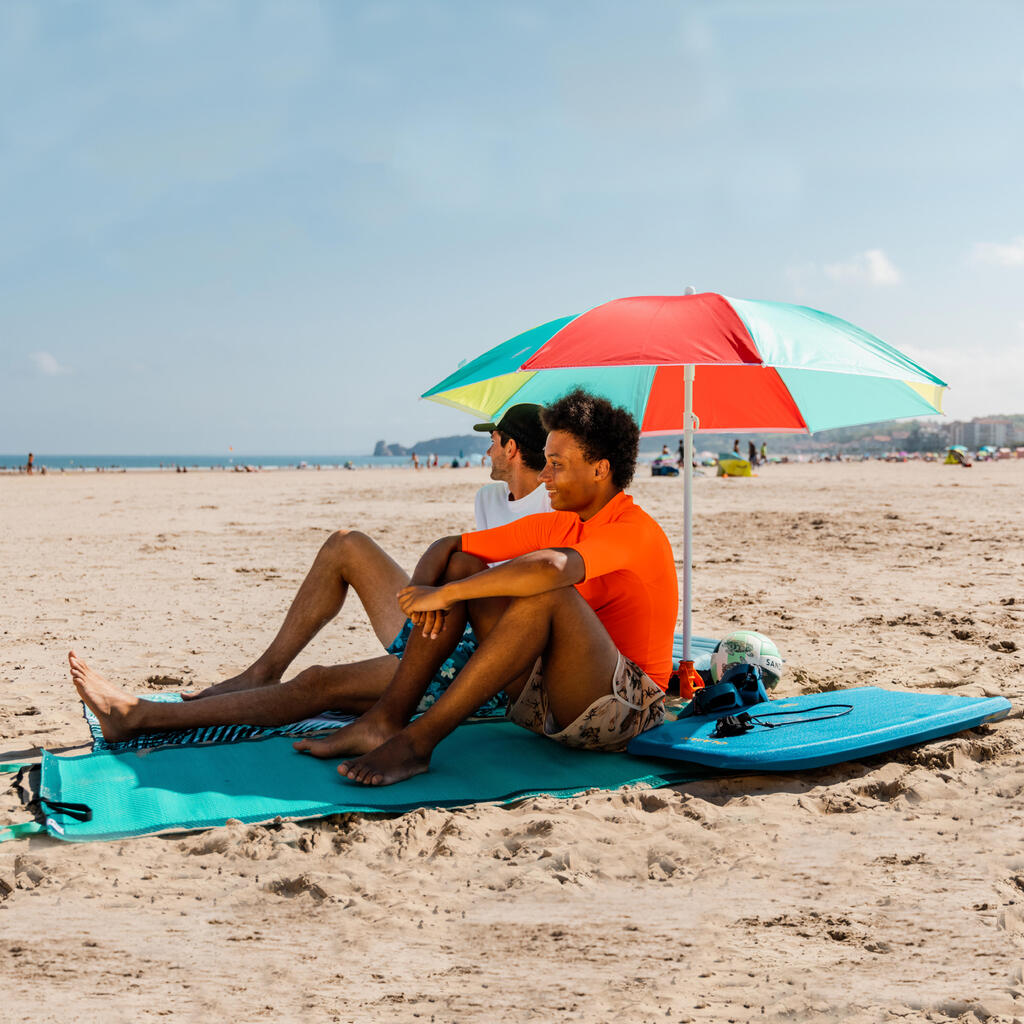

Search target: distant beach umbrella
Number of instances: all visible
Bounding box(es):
[423,292,948,693]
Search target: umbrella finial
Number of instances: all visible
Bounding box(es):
[683,285,697,295]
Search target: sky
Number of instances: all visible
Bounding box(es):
[2,0,1022,455]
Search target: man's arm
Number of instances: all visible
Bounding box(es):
[410,535,463,587]
[397,547,584,617]
[405,535,463,639]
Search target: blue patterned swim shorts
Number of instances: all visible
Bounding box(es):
[386,618,508,719]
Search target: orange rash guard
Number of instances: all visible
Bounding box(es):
[461,491,678,689]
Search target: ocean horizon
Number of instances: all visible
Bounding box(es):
[1,447,680,473]
[0,453,478,471]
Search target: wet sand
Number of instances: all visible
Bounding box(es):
[2,461,1023,1023]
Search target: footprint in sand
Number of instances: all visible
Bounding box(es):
[646,848,681,880]
[989,639,1019,653]
[522,818,556,837]
[495,819,560,860]
[998,906,1024,946]
[179,820,308,860]
[13,855,50,889]
[145,674,185,687]
[637,792,676,813]
[265,874,330,901]
[854,769,907,803]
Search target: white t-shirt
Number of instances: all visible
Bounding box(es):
[474,481,551,530]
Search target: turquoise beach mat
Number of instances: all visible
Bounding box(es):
[39,722,713,842]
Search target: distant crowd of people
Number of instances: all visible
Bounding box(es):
[733,439,768,467]
[410,452,474,469]
[657,439,769,468]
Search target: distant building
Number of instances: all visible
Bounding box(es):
[949,418,1016,448]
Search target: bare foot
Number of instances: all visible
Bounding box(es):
[292,710,400,760]
[181,668,278,701]
[337,732,431,787]
[67,651,143,743]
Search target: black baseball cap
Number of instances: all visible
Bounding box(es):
[473,403,547,454]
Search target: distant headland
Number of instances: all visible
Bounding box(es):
[373,434,490,458]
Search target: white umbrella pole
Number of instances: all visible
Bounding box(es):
[680,364,700,697]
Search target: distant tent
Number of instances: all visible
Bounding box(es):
[717,452,752,477]
[944,447,971,467]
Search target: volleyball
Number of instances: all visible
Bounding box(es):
[709,630,783,690]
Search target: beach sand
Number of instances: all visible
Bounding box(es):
[2,461,1023,1023]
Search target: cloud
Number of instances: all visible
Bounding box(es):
[900,334,1024,420]
[823,248,903,286]
[785,248,903,297]
[969,236,1024,267]
[30,351,72,376]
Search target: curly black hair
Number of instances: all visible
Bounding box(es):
[541,389,640,489]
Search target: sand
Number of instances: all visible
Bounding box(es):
[1,461,1023,1023]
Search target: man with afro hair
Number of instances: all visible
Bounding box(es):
[293,389,679,786]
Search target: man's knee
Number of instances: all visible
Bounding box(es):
[444,550,488,581]
[322,528,373,563]
[293,664,326,686]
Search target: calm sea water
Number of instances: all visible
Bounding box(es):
[0,453,487,471]
[1,449,678,472]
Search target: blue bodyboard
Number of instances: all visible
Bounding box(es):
[628,686,1011,771]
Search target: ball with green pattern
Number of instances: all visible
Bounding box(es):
[709,630,783,689]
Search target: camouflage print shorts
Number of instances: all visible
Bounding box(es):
[507,652,666,752]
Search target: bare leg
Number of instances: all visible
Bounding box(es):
[185,530,409,700]
[69,650,398,743]
[293,552,491,760]
[338,587,619,786]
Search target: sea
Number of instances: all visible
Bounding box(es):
[1,448,674,473]
[0,453,486,472]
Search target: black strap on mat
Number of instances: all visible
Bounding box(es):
[2,761,91,819]
[711,703,854,739]
[746,703,854,729]
[1,761,93,843]
[39,799,92,822]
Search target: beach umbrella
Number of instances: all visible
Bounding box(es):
[423,292,947,693]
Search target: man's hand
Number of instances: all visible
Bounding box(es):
[410,609,447,640]
[398,584,454,639]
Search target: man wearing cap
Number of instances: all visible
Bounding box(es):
[473,403,551,529]
[67,406,551,741]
